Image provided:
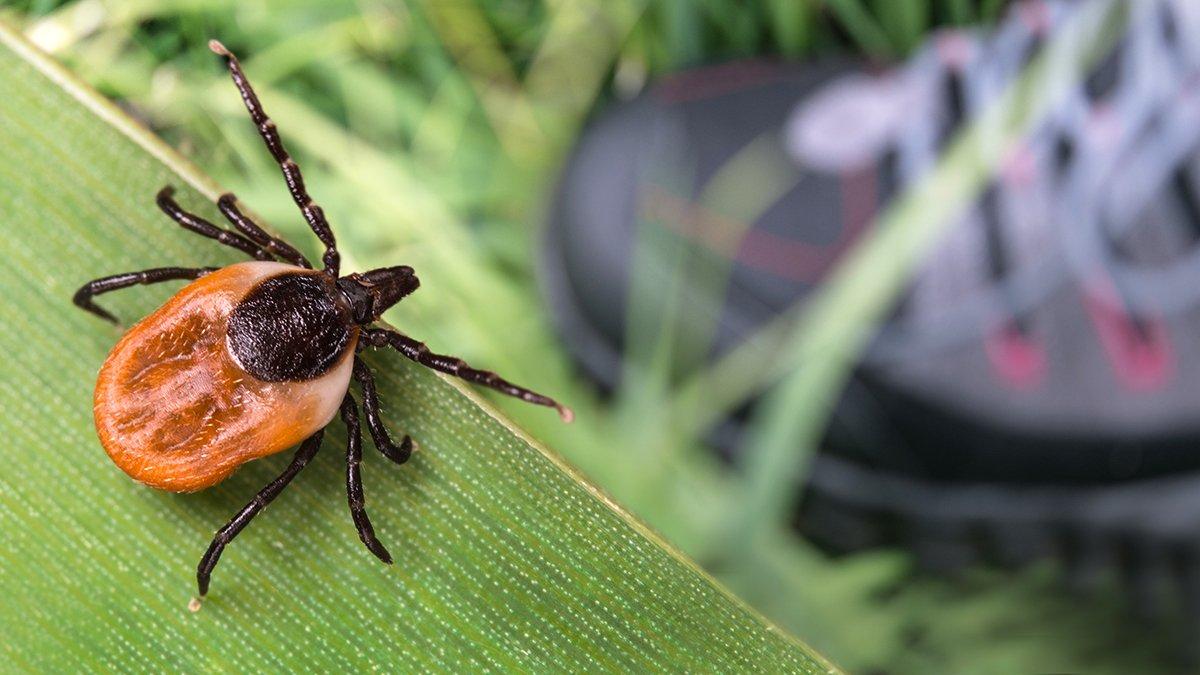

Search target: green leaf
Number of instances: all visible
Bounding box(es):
[0,22,835,672]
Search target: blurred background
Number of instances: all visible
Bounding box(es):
[6,0,1200,671]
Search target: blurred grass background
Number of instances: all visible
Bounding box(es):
[0,0,1180,671]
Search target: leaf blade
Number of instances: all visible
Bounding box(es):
[0,21,835,673]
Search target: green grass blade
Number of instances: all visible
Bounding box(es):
[0,22,835,673]
[820,0,894,56]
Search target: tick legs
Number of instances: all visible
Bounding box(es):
[197,430,324,597]
[156,186,274,261]
[353,357,414,465]
[359,327,573,421]
[341,394,393,564]
[73,266,218,323]
[217,193,312,268]
[209,40,340,276]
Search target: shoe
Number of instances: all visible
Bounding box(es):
[541,0,1200,622]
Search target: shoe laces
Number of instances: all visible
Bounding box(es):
[789,0,1200,363]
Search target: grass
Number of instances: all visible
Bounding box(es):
[0,0,1184,671]
[0,18,836,672]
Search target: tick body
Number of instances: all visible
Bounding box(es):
[94,262,356,492]
[76,41,570,599]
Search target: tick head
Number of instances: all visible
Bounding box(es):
[336,266,420,324]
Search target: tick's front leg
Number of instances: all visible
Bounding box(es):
[359,327,573,422]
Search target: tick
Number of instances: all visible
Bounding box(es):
[74,40,571,600]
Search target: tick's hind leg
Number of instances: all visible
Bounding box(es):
[217,193,312,268]
[341,394,393,564]
[196,430,324,597]
[157,187,275,261]
[360,327,574,422]
[353,357,414,465]
[73,266,218,324]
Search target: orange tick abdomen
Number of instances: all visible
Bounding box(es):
[93,261,356,492]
